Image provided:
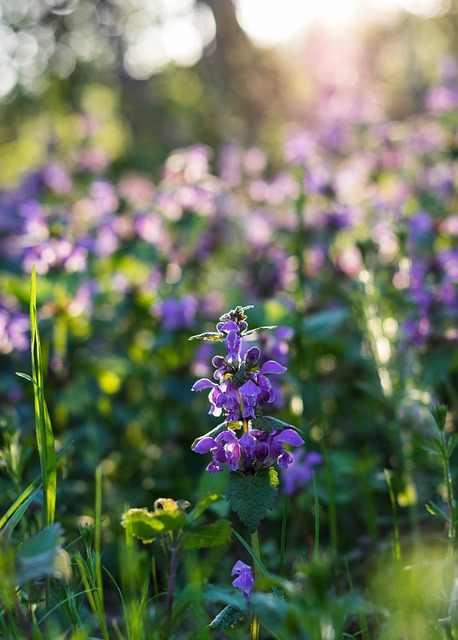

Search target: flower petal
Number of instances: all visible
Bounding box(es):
[275,428,304,447]
[192,437,218,453]
[231,560,251,575]
[192,378,218,392]
[259,360,287,375]
[239,379,260,397]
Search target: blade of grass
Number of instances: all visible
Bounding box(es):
[384,469,401,561]
[29,266,57,528]
[94,465,108,639]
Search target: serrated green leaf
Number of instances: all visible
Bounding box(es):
[121,507,187,543]
[209,605,245,631]
[226,468,278,533]
[184,519,232,549]
[189,493,223,522]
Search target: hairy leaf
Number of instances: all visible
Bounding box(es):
[209,604,245,630]
[226,468,278,533]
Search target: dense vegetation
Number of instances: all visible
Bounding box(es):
[1,1,458,638]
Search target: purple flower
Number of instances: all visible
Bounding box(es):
[231,560,254,599]
[265,429,305,469]
[192,427,304,474]
[191,308,287,423]
[191,307,301,480]
[192,429,241,473]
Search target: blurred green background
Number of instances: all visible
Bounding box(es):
[0,0,456,185]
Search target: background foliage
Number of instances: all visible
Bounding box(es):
[1,0,458,637]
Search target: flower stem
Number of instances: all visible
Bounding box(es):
[250,530,262,640]
[440,427,456,549]
[165,535,180,626]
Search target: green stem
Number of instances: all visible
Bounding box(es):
[280,497,288,578]
[440,428,456,549]
[250,530,262,640]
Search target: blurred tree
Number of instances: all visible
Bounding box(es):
[0,0,288,181]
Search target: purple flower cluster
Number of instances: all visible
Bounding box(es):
[191,306,304,474]
[193,427,304,474]
[191,310,287,423]
[401,210,458,348]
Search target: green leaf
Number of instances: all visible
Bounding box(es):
[420,442,442,457]
[425,501,450,523]
[189,493,223,522]
[184,519,232,549]
[0,443,72,534]
[251,415,300,434]
[16,523,71,584]
[447,434,457,459]
[188,332,224,342]
[209,604,245,631]
[226,468,278,533]
[29,267,57,527]
[242,325,277,337]
[121,507,187,543]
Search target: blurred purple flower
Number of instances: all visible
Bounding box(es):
[281,450,323,495]
[0,304,30,354]
[42,163,73,194]
[231,560,254,599]
[153,296,197,331]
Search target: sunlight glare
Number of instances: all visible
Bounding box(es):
[235,0,451,47]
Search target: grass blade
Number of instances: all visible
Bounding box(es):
[29,266,57,527]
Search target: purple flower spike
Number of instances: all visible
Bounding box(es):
[231,560,254,599]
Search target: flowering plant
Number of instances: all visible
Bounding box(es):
[190,306,304,531]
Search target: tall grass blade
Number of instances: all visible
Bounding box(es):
[29,266,57,527]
